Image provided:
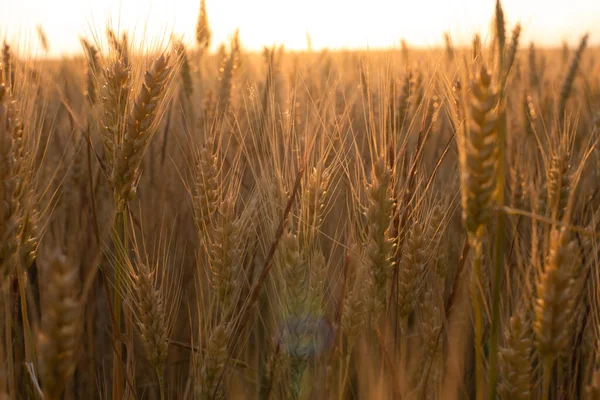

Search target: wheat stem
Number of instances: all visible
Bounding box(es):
[338,354,351,400]
[17,270,35,365]
[471,238,485,400]
[157,366,165,400]
[489,90,506,400]
[542,356,553,400]
[3,285,15,397]
[112,210,128,400]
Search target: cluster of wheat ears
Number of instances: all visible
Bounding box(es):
[1,0,600,399]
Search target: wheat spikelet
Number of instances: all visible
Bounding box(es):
[112,54,173,208]
[499,311,532,400]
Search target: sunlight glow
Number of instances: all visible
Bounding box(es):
[2,0,600,57]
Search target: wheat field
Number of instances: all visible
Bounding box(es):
[1,1,600,399]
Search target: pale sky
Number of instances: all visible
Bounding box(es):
[2,0,599,57]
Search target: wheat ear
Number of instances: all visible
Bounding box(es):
[81,38,100,105]
[535,228,578,398]
[397,220,426,321]
[37,252,82,400]
[365,157,395,322]
[112,54,173,208]
[100,58,130,169]
[197,322,230,400]
[193,138,219,232]
[0,74,20,281]
[558,34,589,126]
[174,40,193,98]
[499,311,532,400]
